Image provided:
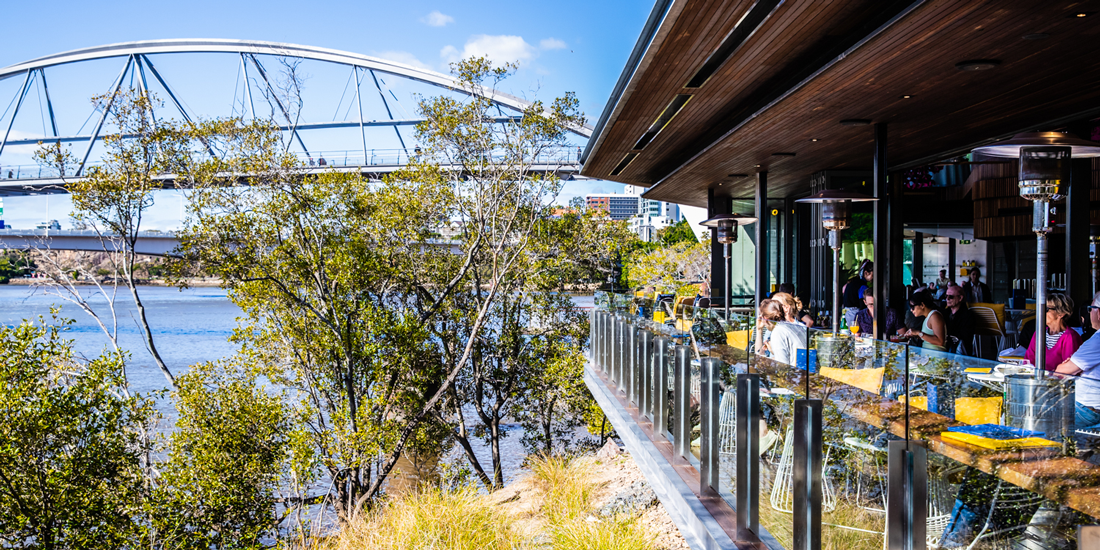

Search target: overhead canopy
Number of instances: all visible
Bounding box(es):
[581,0,1100,207]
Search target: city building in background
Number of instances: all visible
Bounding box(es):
[586,187,682,241]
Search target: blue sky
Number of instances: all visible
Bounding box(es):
[0,0,650,229]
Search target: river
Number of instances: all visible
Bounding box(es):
[0,284,597,487]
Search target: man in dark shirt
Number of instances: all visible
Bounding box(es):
[853,287,900,337]
[963,267,991,304]
[842,260,873,328]
[944,284,975,355]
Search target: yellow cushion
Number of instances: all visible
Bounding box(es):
[726,330,750,349]
[971,302,1006,331]
[654,310,666,323]
[954,396,1002,425]
[675,319,693,332]
[818,366,884,394]
[898,395,929,410]
[940,432,1057,449]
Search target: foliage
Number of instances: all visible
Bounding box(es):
[656,219,698,247]
[0,316,148,549]
[624,241,710,293]
[0,251,32,284]
[150,359,291,549]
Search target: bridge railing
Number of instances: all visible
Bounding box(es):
[0,147,584,182]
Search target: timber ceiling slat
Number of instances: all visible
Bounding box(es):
[591,0,1100,207]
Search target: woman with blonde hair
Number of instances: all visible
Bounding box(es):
[770,292,803,324]
[1027,292,1083,370]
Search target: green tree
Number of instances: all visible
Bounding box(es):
[0,316,148,549]
[150,359,291,549]
[657,219,699,247]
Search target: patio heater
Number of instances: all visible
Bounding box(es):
[975,132,1100,377]
[794,190,877,335]
[699,212,758,321]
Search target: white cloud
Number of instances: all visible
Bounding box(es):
[373,50,433,71]
[539,38,567,50]
[440,35,536,65]
[421,10,454,27]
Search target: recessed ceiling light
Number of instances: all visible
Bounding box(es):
[901,95,913,99]
[1022,33,1050,40]
[1072,11,1094,17]
[955,59,1001,71]
[811,138,819,142]
[755,164,762,168]
[840,119,872,126]
[772,152,796,157]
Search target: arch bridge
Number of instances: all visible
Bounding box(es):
[0,39,592,196]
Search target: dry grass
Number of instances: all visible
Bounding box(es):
[304,454,667,550]
[528,454,660,550]
[309,487,522,550]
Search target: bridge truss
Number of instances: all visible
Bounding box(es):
[0,39,592,196]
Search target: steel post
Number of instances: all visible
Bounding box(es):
[793,399,823,550]
[628,323,639,404]
[737,373,761,538]
[673,345,692,460]
[700,357,721,494]
[639,330,652,413]
[887,441,927,550]
[618,320,630,394]
[653,337,671,438]
[611,318,620,382]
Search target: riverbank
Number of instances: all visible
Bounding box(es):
[6,277,224,287]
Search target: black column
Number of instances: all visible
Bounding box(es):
[948,238,957,285]
[913,232,924,287]
[872,123,887,339]
[784,197,795,286]
[888,170,906,313]
[756,172,769,307]
[707,188,730,304]
[1068,158,1091,305]
[797,201,813,306]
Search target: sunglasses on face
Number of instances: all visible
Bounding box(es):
[946,294,960,299]
[909,303,918,310]
[1089,306,1100,312]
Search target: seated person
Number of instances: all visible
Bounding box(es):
[903,308,925,346]
[852,288,900,337]
[943,284,975,355]
[1055,291,1100,449]
[1027,292,1082,370]
[776,283,815,327]
[756,299,806,366]
[903,290,947,351]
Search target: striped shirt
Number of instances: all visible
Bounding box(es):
[1047,331,1063,350]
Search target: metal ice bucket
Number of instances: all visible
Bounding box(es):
[1004,374,1075,442]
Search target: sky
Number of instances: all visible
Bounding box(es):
[0,0,653,229]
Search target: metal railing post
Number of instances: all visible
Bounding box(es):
[793,399,823,550]
[673,345,692,460]
[611,318,621,384]
[628,322,639,403]
[589,309,596,363]
[618,319,629,394]
[640,330,652,417]
[700,357,721,493]
[597,312,607,371]
[887,441,928,550]
[737,373,761,538]
[653,337,670,437]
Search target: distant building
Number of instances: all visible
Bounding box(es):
[36,220,61,230]
[623,185,681,222]
[629,214,676,242]
[585,193,640,220]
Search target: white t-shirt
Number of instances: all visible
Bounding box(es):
[769,321,808,366]
[1070,335,1100,408]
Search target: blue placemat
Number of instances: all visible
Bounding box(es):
[945,424,1044,440]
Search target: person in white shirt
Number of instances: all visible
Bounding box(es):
[756,299,806,366]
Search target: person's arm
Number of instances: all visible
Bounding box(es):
[1056,357,1083,375]
[1026,332,1036,365]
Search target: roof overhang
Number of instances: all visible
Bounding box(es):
[582,0,1100,207]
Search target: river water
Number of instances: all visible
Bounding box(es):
[0,285,597,487]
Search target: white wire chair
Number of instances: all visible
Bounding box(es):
[769,426,837,513]
[718,389,737,457]
[963,479,1045,550]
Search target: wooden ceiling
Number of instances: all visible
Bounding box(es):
[581,0,1100,207]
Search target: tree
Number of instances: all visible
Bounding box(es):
[624,240,710,294]
[0,316,149,549]
[34,90,214,389]
[150,359,291,549]
[657,219,698,247]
